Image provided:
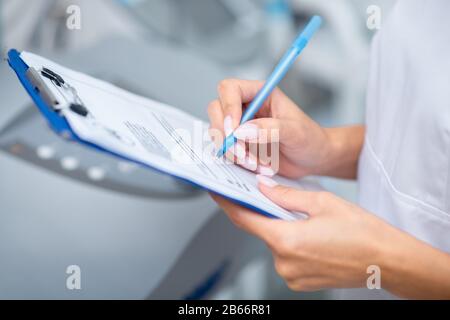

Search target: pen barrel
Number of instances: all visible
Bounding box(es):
[295,15,323,45]
[219,15,322,157]
[240,16,322,124]
[241,48,299,124]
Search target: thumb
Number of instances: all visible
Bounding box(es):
[257,175,326,217]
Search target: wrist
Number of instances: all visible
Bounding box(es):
[310,127,348,176]
[370,222,406,289]
[313,126,365,179]
[371,221,450,299]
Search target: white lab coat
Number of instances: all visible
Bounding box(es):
[337,0,450,299]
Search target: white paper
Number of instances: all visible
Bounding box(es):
[21,52,322,220]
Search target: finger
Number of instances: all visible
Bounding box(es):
[217,79,265,129]
[237,149,258,172]
[234,118,301,146]
[230,142,277,176]
[240,147,299,178]
[221,121,246,162]
[256,176,329,217]
[236,153,276,176]
[231,140,247,162]
[210,193,287,243]
[207,99,225,134]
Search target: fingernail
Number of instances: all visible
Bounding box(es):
[258,165,275,177]
[234,143,246,160]
[257,175,278,188]
[241,156,257,171]
[234,123,258,140]
[224,116,233,136]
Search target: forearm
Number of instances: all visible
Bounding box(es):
[380,229,450,299]
[315,125,365,179]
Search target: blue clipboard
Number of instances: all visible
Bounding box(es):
[7,49,280,220]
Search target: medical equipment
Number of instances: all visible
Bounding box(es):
[120,0,265,65]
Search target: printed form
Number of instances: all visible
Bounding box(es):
[21,52,321,220]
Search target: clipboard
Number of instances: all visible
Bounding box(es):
[7,49,285,220]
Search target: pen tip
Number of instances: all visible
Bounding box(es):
[215,135,236,159]
[215,148,225,159]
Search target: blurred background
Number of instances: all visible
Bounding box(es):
[0,0,395,299]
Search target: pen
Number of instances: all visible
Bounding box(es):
[216,15,322,158]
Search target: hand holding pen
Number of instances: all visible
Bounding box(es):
[208,16,335,178]
[215,16,322,159]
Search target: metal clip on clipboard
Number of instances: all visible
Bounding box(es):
[26,66,134,146]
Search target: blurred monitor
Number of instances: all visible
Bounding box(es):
[121,0,264,64]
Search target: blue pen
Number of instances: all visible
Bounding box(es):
[217,15,322,158]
